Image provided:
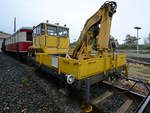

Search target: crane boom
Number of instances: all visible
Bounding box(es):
[72,1,117,59]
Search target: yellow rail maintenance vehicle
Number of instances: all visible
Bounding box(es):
[32,1,128,112]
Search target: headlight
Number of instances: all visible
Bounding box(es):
[66,74,75,84]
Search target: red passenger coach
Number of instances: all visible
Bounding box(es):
[5,27,33,55]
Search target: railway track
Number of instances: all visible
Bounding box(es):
[127,58,150,67]
[90,81,150,113]
[35,71,150,113]
[35,65,150,113]
[1,53,150,113]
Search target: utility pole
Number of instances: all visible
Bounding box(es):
[14,17,16,32]
[148,33,150,44]
[134,27,141,55]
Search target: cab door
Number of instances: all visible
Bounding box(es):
[58,27,69,49]
[46,25,58,48]
[33,25,41,48]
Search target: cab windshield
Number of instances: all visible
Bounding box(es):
[47,25,57,36]
[33,24,68,37]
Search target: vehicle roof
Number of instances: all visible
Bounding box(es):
[34,23,69,29]
[6,27,33,39]
[19,27,33,30]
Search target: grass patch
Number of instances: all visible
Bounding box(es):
[21,78,29,84]
[129,63,150,80]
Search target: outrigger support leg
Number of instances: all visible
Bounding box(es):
[80,78,93,112]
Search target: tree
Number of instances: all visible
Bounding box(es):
[124,34,136,45]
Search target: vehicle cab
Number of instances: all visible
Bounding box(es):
[33,23,69,54]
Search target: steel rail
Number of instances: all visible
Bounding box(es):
[127,58,150,67]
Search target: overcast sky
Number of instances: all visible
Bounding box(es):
[0,0,150,44]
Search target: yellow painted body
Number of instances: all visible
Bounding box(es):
[35,53,127,80]
[58,54,127,80]
[36,53,53,68]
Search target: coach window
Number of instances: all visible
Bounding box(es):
[11,38,12,44]
[8,38,10,44]
[6,39,8,45]
[27,32,32,41]
[58,27,68,37]
[14,35,16,43]
[47,25,57,36]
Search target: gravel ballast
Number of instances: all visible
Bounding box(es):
[0,53,80,113]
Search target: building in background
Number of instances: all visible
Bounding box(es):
[0,31,11,52]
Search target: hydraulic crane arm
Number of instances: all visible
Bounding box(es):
[72,1,117,59]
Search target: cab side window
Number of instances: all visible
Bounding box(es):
[41,24,45,35]
[58,27,68,37]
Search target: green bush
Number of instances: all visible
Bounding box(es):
[118,44,150,50]
[139,44,150,50]
[118,44,136,49]
[139,50,150,54]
